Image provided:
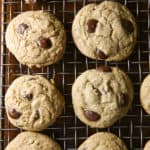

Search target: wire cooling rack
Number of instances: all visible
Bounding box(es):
[0,0,150,149]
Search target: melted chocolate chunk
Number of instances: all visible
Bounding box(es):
[119,93,129,107]
[28,78,36,81]
[23,93,33,101]
[96,48,108,59]
[8,108,22,119]
[17,23,28,35]
[34,110,40,120]
[37,37,52,49]
[121,19,134,34]
[86,19,98,33]
[84,110,100,121]
[98,65,112,72]
[94,88,101,96]
[92,86,101,96]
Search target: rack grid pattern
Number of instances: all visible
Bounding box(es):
[0,0,150,149]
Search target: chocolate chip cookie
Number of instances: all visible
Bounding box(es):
[144,140,150,150]
[72,1,137,61]
[24,0,46,4]
[72,66,133,128]
[5,75,64,131]
[5,131,61,150]
[5,10,66,68]
[78,132,128,150]
[24,0,39,4]
[140,75,150,114]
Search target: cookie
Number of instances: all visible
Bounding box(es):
[24,0,45,4]
[24,0,39,4]
[5,131,61,150]
[72,66,133,128]
[140,74,150,114]
[5,75,64,131]
[78,132,128,150]
[144,140,150,150]
[72,1,137,61]
[5,10,66,68]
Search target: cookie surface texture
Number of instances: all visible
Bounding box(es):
[5,10,66,68]
[5,75,64,131]
[5,131,61,150]
[140,74,150,114]
[78,132,128,150]
[72,1,137,61]
[72,66,133,128]
[144,140,150,150]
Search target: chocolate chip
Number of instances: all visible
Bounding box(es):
[84,110,100,121]
[34,110,40,120]
[86,19,98,33]
[8,108,22,119]
[96,48,108,59]
[17,23,28,35]
[23,93,33,101]
[98,65,112,72]
[94,88,101,96]
[37,37,52,49]
[92,86,101,96]
[28,78,36,81]
[121,19,134,34]
[119,93,129,107]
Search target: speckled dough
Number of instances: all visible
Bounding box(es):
[5,75,64,131]
[140,75,150,114]
[5,131,61,150]
[5,10,66,68]
[144,140,150,150]
[72,1,137,61]
[78,132,128,150]
[72,66,134,128]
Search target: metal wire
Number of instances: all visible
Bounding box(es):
[0,0,149,150]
